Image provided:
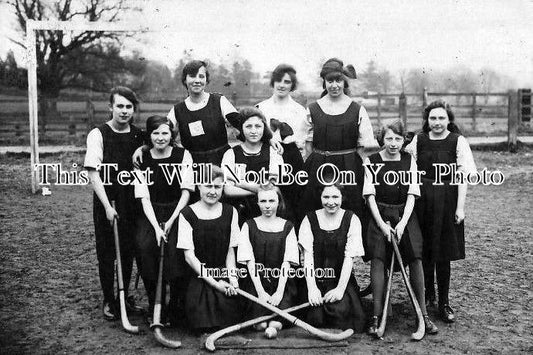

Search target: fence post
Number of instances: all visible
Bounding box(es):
[399,92,407,129]
[422,87,428,107]
[508,90,519,152]
[68,115,76,135]
[376,92,382,125]
[86,99,95,133]
[232,91,238,107]
[471,93,477,132]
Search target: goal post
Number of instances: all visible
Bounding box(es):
[25,20,153,193]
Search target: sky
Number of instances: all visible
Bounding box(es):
[1,0,532,90]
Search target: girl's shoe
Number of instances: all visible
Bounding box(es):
[424,315,439,334]
[439,304,455,323]
[367,316,379,336]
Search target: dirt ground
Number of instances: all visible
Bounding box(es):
[0,148,532,354]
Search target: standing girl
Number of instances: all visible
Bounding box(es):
[299,182,367,332]
[256,64,307,223]
[405,101,476,323]
[221,107,284,226]
[299,58,375,225]
[177,167,242,331]
[134,115,193,325]
[363,121,438,336]
[237,185,299,335]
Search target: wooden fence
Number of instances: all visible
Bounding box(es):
[0,90,529,147]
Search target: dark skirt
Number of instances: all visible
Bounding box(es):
[135,202,186,281]
[241,271,299,320]
[279,142,304,224]
[364,202,423,265]
[416,178,465,262]
[304,277,366,333]
[184,277,243,329]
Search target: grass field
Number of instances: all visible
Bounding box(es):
[0,148,532,354]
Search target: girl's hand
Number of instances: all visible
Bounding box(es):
[257,289,270,304]
[132,147,144,169]
[323,287,344,304]
[455,208,465,224]
[268,290,283,307]
[217,280,237,297]
[229,277,239,290]
[163,220,173,236]
[379,221,393,242]
[307,286,323,306]
[155,226,167,246]
[105,206,118,224]
[394,220,407,241]
[269,138,284,155]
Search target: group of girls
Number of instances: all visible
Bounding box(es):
[89,57,476,339]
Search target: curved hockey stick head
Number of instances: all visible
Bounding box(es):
[152,326,182,348]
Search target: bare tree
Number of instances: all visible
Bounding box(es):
[8,0,141,114]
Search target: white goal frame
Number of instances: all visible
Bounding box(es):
[26,20,152,193]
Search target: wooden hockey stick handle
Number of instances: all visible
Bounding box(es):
[236,288,353,342]
[205,302,311,351]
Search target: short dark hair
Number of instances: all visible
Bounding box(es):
[181,60,210,88]
[109,86,139,111]
[376,120,406,147]
[270,64,298,91]
[422,100,462,134]
[145,115,176,148]
[236,106,273,144]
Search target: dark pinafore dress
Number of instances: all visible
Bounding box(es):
[242,219,298,319]
[93,124,144,302]
[305,210,366,332]
[298,102,366,225]
[415,132,465,262]
[268,118,304,224]
[180,204,243,329]
[173,93,230,166]
[227,143,270,226]
[364,151,423,265]
[135,147,188,283]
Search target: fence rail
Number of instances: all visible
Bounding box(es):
[0,90,530,148]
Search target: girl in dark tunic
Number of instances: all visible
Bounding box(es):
[299,182,367,332]
[177,167,242,331]
[237,185,299,335]
[222,107,284,226]
[134,115,193,325]
[405,101,476,323]
[363,121,438,336]
[299,58,375,226]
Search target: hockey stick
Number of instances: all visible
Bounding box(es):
[205,302,311,351]
[111,201,140,334]
[151,223,181,348]
[376,250,395,338]
[390,233,425,341]
[236,288,353,342]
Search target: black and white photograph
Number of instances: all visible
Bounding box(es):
[0,0,531,353]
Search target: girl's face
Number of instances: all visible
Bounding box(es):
[427,107,450,135]
[198,176,224,205]
[257,189,279,217]
[321,185,342,214]
[109,94,134,126]
[325,76,344,98]
[273,73,292,99]
[383,129,404,156]
[242,116,264,144]
[150,124,172,150]
[185,66,207,95]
